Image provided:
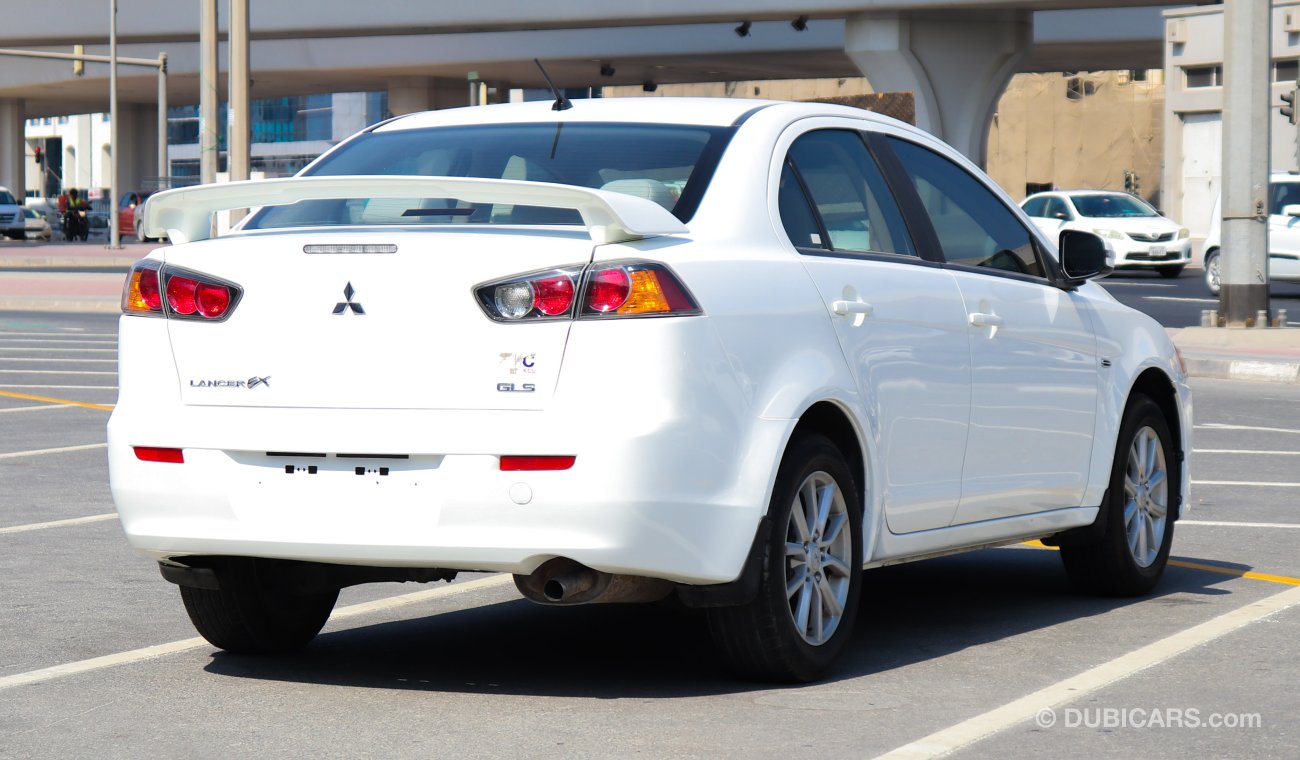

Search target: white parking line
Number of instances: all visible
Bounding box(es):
[1197,423,1300,435]
[1144,296,1218,304]
[0,357,118,364]
[1193,449,1300,455]
[0,348,117,354]
[0,574,516,692]
[1179,520,1300,529]
[0,513,118,535]
[0,332,117,338]
[0,339,118,345]
[0,385,118,390]
[1191,480,1300,487]
[1101,282,1177,288]
[0,404,76,414]
[0,443,107,460]
[873,584,1300,760]
[0,370,118,376]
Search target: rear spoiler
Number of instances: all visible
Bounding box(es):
[141,175,689,245]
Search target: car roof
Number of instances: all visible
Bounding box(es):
[372,97,912,132]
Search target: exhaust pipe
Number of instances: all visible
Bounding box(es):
[514,557,672,605]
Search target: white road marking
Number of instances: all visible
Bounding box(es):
[0,332,117,338]
[0,574,516,691]
[0,370,118,376]
[0,339,117,345]
[0,443,107,460]
[0,404,76,414]
[0,357,118,364]
[1143,296,1219,304]
[0,385,118,390]
[1101,282,1177,288]
[1179,520,1300,529]
[1192,480,1300,488]
[1193,449,1300,455]
[0,348,117,354]
[873,584,1300,760]
[0,513,118,535]
[1196,423,1300,435]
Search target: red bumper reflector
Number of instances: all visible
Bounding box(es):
[499,455,575,471]
[134,446,185,464]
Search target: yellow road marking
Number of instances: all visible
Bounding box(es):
[1019,540,1300,586]
[0,389,113,411]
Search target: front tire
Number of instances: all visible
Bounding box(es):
[179,560,338,654]
[1060,394,1176,596]
[706,432,862,682]
[1204,249,1221,295]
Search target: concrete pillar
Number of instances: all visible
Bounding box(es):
[388,77,470,116]
[845,11,1031,167]
[112,105,157,194]
[0,99,26,198]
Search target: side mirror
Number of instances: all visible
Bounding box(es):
[1282,204,1300,217]
[1058,229,1113,286]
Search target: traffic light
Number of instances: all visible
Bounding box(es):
[33,146,43,166]
[1283,88,1298,125]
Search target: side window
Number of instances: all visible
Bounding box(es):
[785,130,916,256]
[778,162,826,250]
[1044,197,1072,220]
[887,137,1044,278]
[1021,196,1047,217]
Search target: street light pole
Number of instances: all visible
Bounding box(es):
[199,0,218,185]
[157,53,168,188]
[109,0,120,249]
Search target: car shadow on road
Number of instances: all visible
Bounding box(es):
[201,546,1245,697]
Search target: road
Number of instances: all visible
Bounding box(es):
[1097,268,1300,328]
[2,311,1298,759]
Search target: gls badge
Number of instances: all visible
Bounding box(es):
[497,382,536,393]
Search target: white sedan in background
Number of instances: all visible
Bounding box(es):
[1022,190,1191,277]
[110,97,1191,682]
[23,206,52,241]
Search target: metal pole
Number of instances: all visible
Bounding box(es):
[200,0,218,185]
[1219,0,1272,327]
[229,0,250,222]
[109,0,120,249]
[157,53,168,188]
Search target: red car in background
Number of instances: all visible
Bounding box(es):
[118,191,160,241]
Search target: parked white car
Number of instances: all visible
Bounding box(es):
[23,206,52,241]
[1202,174,1300,295]
[0,186,26,240]
[1021,190,1191,277]
[110,97,1192,681]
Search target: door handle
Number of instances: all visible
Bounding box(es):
[969,312,1003,328]
[831,300,874,317]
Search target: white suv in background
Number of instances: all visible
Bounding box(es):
[1202,174,1300,295]
[1022,190,1191,277]
[0,186,26,240]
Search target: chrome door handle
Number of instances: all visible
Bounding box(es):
[831,300,874,317]
[969,312,1003,328]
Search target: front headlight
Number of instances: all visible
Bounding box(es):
[1093,228,1126,240]
[1177,227,1190,240]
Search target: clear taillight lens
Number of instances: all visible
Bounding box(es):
[122,260,241,321]
[476,266,583,322]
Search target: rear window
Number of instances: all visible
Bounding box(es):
[245,122,732,231]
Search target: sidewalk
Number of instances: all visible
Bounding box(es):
[4,241,1300,383]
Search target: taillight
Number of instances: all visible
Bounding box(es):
[475,261,699,322]
[500,455,575,471]
[122,261,241,321]
[134,446,184,463]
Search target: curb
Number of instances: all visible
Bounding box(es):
[1182,356,1300,384]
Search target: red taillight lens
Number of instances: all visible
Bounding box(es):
[500,455,575,471]
[134,446,184,463]
[123,262,164,314]
[166,276,199,315]
[137,268,162,310]
[586,268,631,312]
[533,275,575,316]
[196,282,232,318]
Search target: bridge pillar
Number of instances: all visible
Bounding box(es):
[0,98,25,198]
[387,77,470,116]
[844,11,1031,167]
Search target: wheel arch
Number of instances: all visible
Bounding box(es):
[1126,367,1186,519]
[789,399,870,531]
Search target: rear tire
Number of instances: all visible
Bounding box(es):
[179,560,338,654]
[706,432,862,682]
[1157,265,1184,279]
[1060,394,1176,596]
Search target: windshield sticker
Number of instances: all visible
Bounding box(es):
[499,352,537,375]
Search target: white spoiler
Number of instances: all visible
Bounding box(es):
[141,175,689,245]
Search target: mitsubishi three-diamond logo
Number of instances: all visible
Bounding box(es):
[333,282,365,315]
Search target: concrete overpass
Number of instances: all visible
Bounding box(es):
[0,1,1188,195]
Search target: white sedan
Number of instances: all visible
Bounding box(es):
[23,206,52,241]
[110,97,1191,682]
[1021,190,1192,277]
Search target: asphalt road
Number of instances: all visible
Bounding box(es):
[1,311,1298,759]
[1097,267,1300,328]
